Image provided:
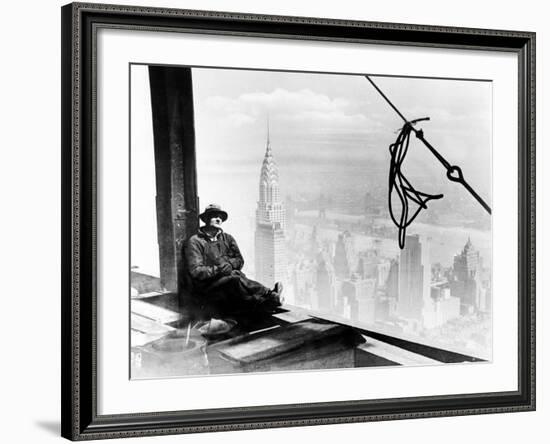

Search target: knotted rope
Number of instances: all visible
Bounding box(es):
[364,75,492,249]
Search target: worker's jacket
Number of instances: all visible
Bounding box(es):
[183,228,244,291]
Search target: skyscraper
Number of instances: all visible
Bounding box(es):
[450,238,483,314]
[341,274,377,323]
[453,237,480,281]
[333,231,354,279]
[315,255,333,311]
[254,125,286,287]
[423,285,460,328]
[397,234,431,324]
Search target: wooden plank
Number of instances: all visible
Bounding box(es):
[131,291,167,300]
[358,336,441,366]
[131,299,182,324]
[131,330,169,348]
[272,309,312,324]
[131,313,175,335]
[213,320,363,364]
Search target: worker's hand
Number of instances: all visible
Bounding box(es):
[227,258,240,269]
[219,255,235,269]
[218,262,232,276]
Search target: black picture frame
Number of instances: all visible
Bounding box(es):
[61,2,536,440]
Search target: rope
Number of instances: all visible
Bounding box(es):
[364,75,492,249]
[388,123,443,249]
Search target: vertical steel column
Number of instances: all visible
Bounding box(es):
[148,66,199,293]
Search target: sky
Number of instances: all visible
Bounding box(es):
[192,67,492,199]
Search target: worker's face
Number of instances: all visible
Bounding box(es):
[208,214,223,229]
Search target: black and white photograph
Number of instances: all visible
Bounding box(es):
[130,65,493,378]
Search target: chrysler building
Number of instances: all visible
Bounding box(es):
[254,125,287,287]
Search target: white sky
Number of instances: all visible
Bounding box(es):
[192,67,491,180]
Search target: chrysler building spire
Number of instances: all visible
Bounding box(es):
[258,121,283,216]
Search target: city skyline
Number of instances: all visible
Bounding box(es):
[240,120,491,358]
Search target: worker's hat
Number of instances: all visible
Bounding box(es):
[199,203,228,223]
